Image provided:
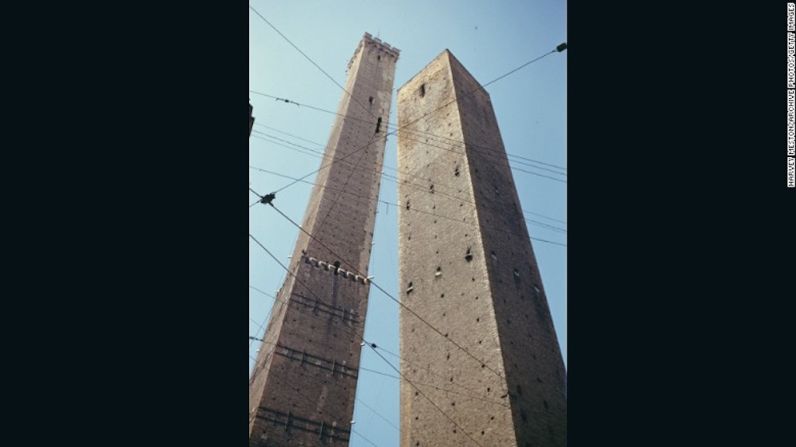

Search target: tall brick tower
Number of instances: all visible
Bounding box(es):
[396,50,566,447]
[249,33,399,446]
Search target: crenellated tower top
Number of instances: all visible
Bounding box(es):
[347,32,400,72]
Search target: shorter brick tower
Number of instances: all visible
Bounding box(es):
[397,50,566,447]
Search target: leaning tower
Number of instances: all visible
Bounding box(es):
[249,33,399,446]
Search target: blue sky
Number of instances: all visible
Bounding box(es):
[249,1,566,445]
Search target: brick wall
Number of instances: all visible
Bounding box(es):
[397,50,566,447]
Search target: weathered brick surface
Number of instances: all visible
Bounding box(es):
[397,50,566,447]
[249,33,398,447]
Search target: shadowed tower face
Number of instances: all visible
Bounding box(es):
[396,50,566,447]
[249,33,398,446]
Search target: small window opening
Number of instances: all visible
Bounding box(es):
[419,83,426,97]
[454,165,460,176]
[375,117,382,134]
[406,281,414,294]
[513,269,521,279]
[368,96,373,105]
[464,247,473,262]
[405,200,410,210]
[429,184,434,193]
[491,251,498,261]
[435,266,442,278]
[377,55,381,61]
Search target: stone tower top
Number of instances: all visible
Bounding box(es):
[347,32,400,72]
[398,48,487,98]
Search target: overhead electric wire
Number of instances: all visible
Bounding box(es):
[246,240,378,349]
[358,365,399,379]
[265,204,512,382]
[249,186,266,208]
[253,218,508,394]
[395,131,566,177]
[396,130,567,183]
[262,362,380,446]
[248,4,378,121]
[393,47,561,153]
[249,233,492,446]
[253,123,560,193]
[251,124,567,225]
[352,429,380,447]
[482,49,558,88]
[355,397,400,432]
[267,127,383,194]
[250,41,565,199]
[249,37,566,438]
[251,166,568,244]
[250,90,378,127]
[249,319,266,349]
[251,90,377,126]
[248,284,509,407]
[247,255,530,409]
[249,317,267,350]
[250,132,567,231]
[372,345,511,408]
[250,164,567,243]
[252,134,327,160]
[251,128,507,204]
[364,344,485,447]
[358,365,510,409]
[253,125,327,149]
[394,128,566,175]
[250,89,566,173]
[251,89,567,180]
[248,234,433,377]
[248,285,286,350]
[315,133,379,230]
